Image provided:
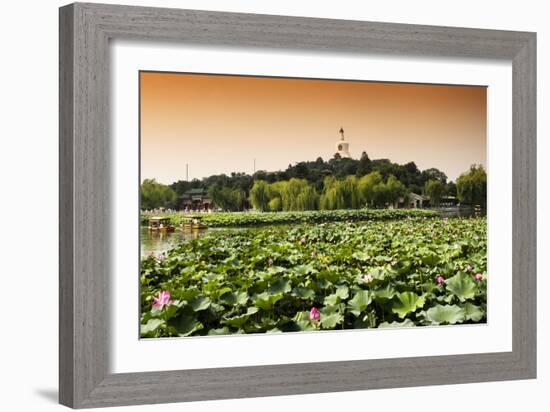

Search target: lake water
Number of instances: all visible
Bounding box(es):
[436,206,485,218]
[140,226,250,257]
[140,207,484,257]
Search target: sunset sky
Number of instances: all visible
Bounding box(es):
[140,72,486,184]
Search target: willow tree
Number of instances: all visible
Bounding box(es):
[320,176,345,210]
[140,179,177,210]
[358,171,383,207]
[386,175,408,208]
[249,180,270,211]
[371,181,390,207]
[295,183,319,211]
[424,179,445,207]
[280,178,318,211]
[267,181,285,211]
[456,164,487,206]
[347,176,364,208]
[268,197,282,211]
[208,185,245,211]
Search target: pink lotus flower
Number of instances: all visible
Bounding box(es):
[311,251,317,258]
[466,264,473,272]
[436,275,445,285]
[300,237,307,244]
[474,273,483,281]
[309,307,320,322]
[267,257,274,266]
[157,253,166,262]
[362,274,374,284]
[152,290,174,310]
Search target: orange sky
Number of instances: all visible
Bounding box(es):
[140,71,486,183]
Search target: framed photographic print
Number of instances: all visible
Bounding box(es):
[59,2,536,408]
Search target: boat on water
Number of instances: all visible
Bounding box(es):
[180,215,208,230]
[147,217,175,232]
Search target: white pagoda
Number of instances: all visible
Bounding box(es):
[335,127,351,158]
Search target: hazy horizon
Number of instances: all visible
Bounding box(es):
[140,72,486,184]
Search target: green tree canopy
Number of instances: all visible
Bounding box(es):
[424,179,445,207]
[356,151,372,177]
[140,179,177,210]
[157,153,459,211]
[357,171,383,207]
[249,180,270,211]
[208,185,245,211]
[456,164,487,206]
[386,175,408,207]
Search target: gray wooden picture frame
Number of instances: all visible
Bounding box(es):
[59,2,536,409]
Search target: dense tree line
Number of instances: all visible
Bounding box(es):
[141,153,486,211]
[140,179,177,209]
[456,165,487,207]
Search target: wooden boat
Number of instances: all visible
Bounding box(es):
[147,217,175,232]
[180,215,208,230]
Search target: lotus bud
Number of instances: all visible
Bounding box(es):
[309,307,321,322]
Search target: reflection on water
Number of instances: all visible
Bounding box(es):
[436,206,486,218]
[141,227,204,257]
[140,226,253,257]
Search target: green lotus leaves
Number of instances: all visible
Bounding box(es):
[462,302,485,322]
[140,213,486,337]
[425,304,465,325]
[445,273,478,302]
[208,327,231,336]
[324,285,349,306]
[292,311,318,331]
[392,292,425,319]
[292,287,315,300]
[379,319,415,328]
[367,267,388,281]
[253,292,284,311]
[268,278,292,295]
[190,295,211,312]
[320,306,344,329]
[294,264,315,276]
[140,318,165,337]
[174,315,204,337]
[419,248,441,266]
[335,285,350,299]
[373,284,396,301]
[347,290,372,316]
[219,291,249,307]
[352,251,370,261]
[267,327,282,334]
[142,209,439,228]
[221,307,259,329]
[323,293,340,306]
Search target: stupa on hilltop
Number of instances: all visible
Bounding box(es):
[335,127,351,158]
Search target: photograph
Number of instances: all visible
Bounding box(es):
[139,71,488,338]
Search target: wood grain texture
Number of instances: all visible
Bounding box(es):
[59,4,74,406]
[59,2,537,408]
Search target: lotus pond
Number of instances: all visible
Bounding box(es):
[141,208,438,227]
[140,215,487,338]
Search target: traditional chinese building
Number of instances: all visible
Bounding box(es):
[179,188,212,211]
